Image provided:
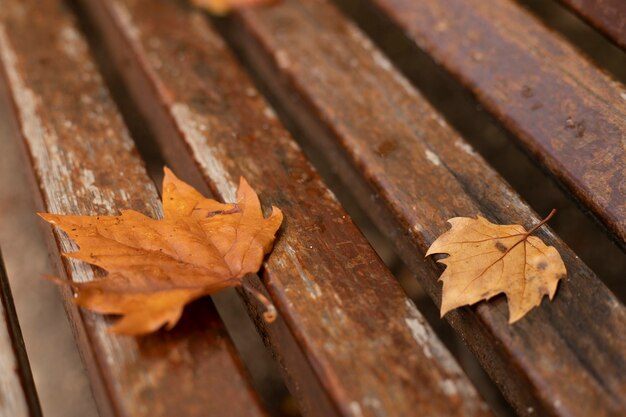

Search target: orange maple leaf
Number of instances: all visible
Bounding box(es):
[191,0,278,15]
[41,168,283,335]
[426,210,566,323]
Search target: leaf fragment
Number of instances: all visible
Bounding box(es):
[191,0,278,15]
[40,168,283,335]
[426,210,566,323]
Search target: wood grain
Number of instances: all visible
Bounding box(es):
[75,0,494,416]
[0,1,268,416]
[559,0,626,49]
[0,249,41,417]
[345,0,626,244]
[220,0,626,416]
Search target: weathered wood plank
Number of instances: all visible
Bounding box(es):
[339,0,626,244]
[559,0,626,49]
[220,1,626,416]
[0,1,268,417]
[0,249,41,417]
[75,0,494,416]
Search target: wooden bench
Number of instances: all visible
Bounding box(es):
[0,0,623,416]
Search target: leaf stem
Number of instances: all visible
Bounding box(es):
[526,208,557,237]
[242,280,277,323]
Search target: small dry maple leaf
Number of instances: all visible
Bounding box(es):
[40,168,283,335]
[191,0,277,15]
[426,210,566,323]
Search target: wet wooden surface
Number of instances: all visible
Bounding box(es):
[221,0,626,416]
[0,250,41,417]
[559,0,626,49]
[0,1,268,416]
[75,0,494,416]
[347,0,626,245]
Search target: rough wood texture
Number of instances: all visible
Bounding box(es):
[0,1,268,417]
[221,0,626,416]
[75,0,494,416]
[344,0,626,244]
[0,250,41,417]
[559,0,626,49]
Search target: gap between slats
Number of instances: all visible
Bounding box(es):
[517,0,625,80]
[553,0,626,51]
[0,250,42,417]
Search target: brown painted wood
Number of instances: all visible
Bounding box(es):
[559,0,626,49]
[340,0,626,245]
[0,1,268,417]
[219,0,626,416]
[0,248,41,417]
[75,0,495,416]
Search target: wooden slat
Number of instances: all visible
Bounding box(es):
[220,1,626,416]
[342,0,626,244]
[0,249,41,417]
[0,1,268,417]
[559,0,626,49]
[75,0,495,416]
